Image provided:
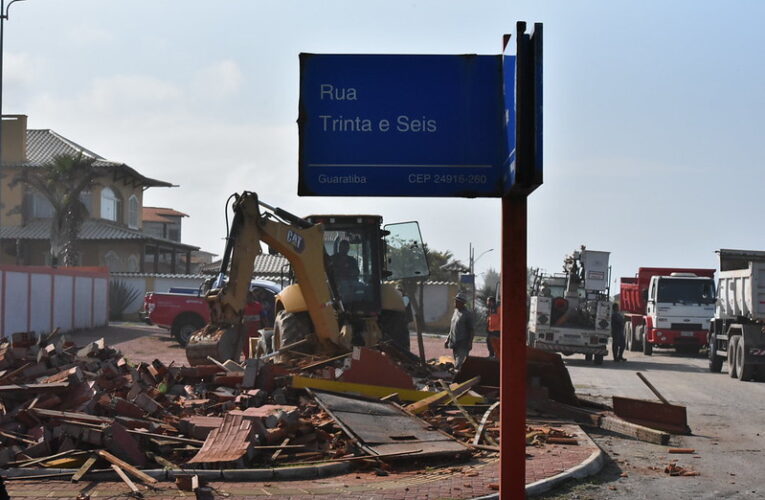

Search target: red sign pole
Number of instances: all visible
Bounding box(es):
[500,194,527,497]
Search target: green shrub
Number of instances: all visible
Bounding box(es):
[109,279,141,321]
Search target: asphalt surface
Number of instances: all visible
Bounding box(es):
[540,346,765,499]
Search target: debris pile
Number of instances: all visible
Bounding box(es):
[525,425,578,446]
[664,461,700,477]
[0,331,494,483]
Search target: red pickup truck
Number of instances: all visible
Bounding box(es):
[141,280,280,347]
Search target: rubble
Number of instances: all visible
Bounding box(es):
[0,334,500,483]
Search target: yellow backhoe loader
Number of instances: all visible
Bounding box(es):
[185,191,429,366]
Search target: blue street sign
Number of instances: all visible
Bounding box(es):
[298,54,514,197]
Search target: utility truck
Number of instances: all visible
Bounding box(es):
[527,246,612,365]
[620,267,715,355]
[708,249,765,381]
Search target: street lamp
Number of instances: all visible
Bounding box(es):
[0,0,27,229]
[469,244,494,310]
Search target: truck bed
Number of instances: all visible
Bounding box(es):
[718,262,765,322]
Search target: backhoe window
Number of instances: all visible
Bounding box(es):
[384,221,430,281]
[324,230,375,305]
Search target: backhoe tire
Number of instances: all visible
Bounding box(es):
[273,311,314,354]
[708,332,723,373]
[379,310,410,352]
[593,354,604,365]
[584,353,593,362]
[728,336,740,379]
[172,313,205,346]
[736,338,754,381]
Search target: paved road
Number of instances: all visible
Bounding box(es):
[541,347,765,499]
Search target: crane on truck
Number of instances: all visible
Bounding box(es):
[620,267,715,356]
[184,191,429,366]
[527,246,612,365]
[708,249,765,381]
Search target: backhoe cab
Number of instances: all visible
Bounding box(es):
[185,192,429,366]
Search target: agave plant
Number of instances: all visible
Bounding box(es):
[109,279,141,321]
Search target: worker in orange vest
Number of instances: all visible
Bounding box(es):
[486,296,500,358]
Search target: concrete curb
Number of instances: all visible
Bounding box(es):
[2,461,351,482]
[470,427,606,500]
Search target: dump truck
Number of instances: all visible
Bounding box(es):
[527,246,612,365]
[184,191,429,365]
[620,267,715,355]
[708,249,765,381]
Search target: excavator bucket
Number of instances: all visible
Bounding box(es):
[185,325,243,366]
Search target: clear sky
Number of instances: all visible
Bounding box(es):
[5,0,765,290]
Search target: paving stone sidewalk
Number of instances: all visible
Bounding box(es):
[5,424,597,499]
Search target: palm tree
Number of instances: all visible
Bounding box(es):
[12,153,99,266]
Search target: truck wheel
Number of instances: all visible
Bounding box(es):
[708,333,723,373]
[172,314,204,346]
[625,323,636,352]
[585,353,593,362]
[636,325,645,352]
[641,327,652,355]
[379,310,410,352]
[737,339,754,381]
[593,354,604,365]
[728,336,740,378]
[273,310,314,354]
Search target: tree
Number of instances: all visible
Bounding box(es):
[476,267,500,306]
[12,153,99,266]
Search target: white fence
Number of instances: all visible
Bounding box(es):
[0,266,109,338]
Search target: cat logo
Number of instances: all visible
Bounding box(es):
[287,230,305,253]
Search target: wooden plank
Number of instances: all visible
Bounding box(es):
[598,415,670,446]
[0,382,69,394]
[0,362,32,383]
[11,450,87,467]
[636,372,670,405]
[0,430,36,445]
[271,438,290,461]
[293,375,483,405]
[71,455,98,483]
[406,376,481,415]
[97,450,158,485]
[437,380,481,431]
[111,464,141,495]
[279,448,423,466]
[300,352,352,371]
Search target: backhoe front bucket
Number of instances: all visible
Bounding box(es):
[185,325,242,366]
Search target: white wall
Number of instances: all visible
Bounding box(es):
[0,266,109,338]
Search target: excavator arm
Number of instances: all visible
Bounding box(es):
[185,192,347,366]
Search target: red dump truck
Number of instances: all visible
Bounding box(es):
[620,267,716,355]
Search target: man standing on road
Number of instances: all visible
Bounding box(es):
[445,292,474,369]
[611,302,626,362]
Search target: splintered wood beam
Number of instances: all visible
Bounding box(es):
[111,464,141,495]
[97,450,158,485]
[270,438,290,461]
[405,376,481,415]
[71,455,98,483]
